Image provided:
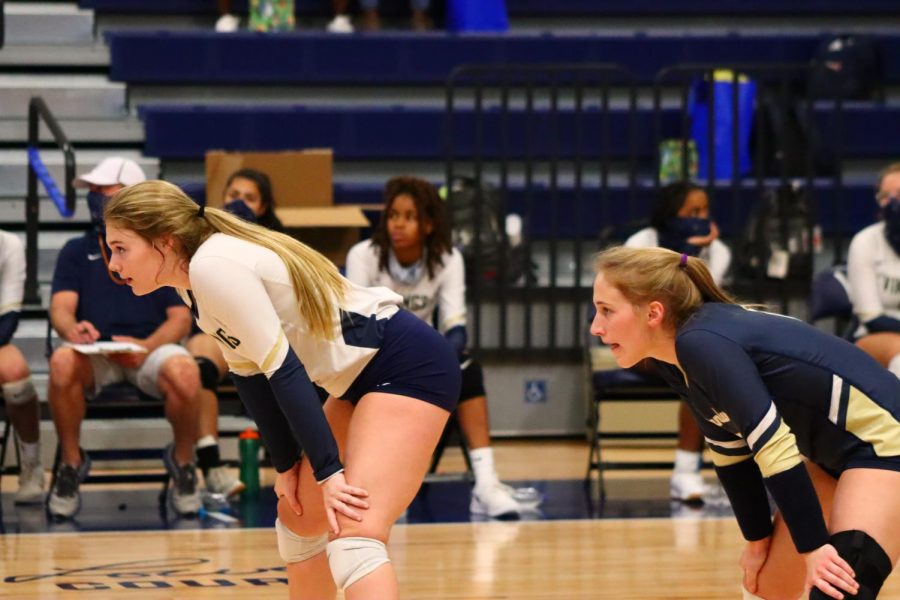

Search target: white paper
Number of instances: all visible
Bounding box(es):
[63,341,148,355]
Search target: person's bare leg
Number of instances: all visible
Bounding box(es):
[855,332,900,368]
[280,397,354,600]
[157,355,201,466]
[0,345,39,443]
[336,393,449,599]
[47,348,94,466]
[456,396,489,449]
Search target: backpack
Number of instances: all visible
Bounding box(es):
[443,176,536,286]
[753,86,836,177]
[736,182,817,282]
[808,34,882,101]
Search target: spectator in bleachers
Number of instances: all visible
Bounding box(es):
[0,228,44,505]
[185,168,283,499]
[625,181,731,503]
[848,162,900,379]
[46,158,202,520]
[345,176,540,518]
[327,0,431,33]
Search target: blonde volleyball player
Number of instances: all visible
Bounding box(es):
[591,246,899,600]
[103,180,460,600]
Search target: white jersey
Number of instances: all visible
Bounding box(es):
[345,240,467,334]
[625,226,732,286]
[182,233,402,397]
[0,230,25,316]
[847,222,900,333]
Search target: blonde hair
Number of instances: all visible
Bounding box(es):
[593,246,736,329]
[877,161,900,193]
[105,180,346,340]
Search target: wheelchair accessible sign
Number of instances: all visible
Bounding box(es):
[524,380,547,404]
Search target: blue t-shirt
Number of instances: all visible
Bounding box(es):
[51,233,185,340]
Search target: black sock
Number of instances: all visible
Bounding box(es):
[196,444,221,476]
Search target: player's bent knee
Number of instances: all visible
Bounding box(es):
[2,377,37,406]
[326,536,390,590]
[808,530,892,600]
[195,357,220,392]
[275,519,328,564]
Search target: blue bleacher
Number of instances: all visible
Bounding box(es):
[82,0,898,16]
[140,103,900,162]
[107,32,900,85]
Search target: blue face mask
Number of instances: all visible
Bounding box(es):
[86,191,110,234]
[882,200,900,256]
[223,199,258,223]
[658,217,711,256]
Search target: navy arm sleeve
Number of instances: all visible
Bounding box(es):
[231,372,302,473]
[0,311,19,347]
[677,329,829,553]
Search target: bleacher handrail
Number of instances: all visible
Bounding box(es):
[26,96,77,305]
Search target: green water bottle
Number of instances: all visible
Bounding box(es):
[239,428,261,495]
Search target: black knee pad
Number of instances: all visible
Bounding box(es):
[809,530,892,600]
[195,357,221,392]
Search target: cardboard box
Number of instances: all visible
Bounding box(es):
[204,150,368,266]
[205,149,333,209]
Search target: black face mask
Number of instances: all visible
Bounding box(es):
[882,200,900,256]
[658,217,711,256]
[86,190,110,235]
[224,199,258,223]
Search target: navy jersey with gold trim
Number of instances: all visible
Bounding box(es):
[651,303,900,551]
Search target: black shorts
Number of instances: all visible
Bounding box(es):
[341,310,461,412]
[458,353,486,402]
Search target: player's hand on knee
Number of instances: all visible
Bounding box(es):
[275,461,303,516]
[740,537,771,593]
[802,544,859,600]
[320,472,369,535]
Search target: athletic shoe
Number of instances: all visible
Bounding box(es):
[670,471,705,502]
[470,481,521,518]
[163,444,202,516]
[205,465,245,498]
[15,458,45,505]
[326,15,354,33]
[214,14,240,32]
[47,450,91,519]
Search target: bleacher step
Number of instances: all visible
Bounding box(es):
[0,75,128,120]
[0,44,109,67]
[0,150,159,196]
[0,118,145,145]
[4,2,95,46]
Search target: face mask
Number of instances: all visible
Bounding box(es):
[882,200,900,256]
[224,200,257,223]
[658,217,711,256]
[86,191,110,235]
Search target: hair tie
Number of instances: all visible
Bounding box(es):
[680,253,688,267]
[197,204,205,218]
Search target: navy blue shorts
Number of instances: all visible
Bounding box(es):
[341,310,461,412]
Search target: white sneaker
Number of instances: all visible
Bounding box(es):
[470,482,521,518]
[215,13,240,32]
[14,460,45,505]
[164,444,202,516]
[47,452,91,519]
[326,15,354,33]
[205,465,245,498]
[670,471,705,502]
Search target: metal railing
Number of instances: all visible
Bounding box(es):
[26,96,77,305]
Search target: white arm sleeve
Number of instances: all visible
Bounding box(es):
[437,250,467,333]
[847,229,884,323]
[190,255,290,377]
[0,233,25,315]
[344,241,376,287]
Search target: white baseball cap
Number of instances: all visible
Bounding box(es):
[73,157,146,189]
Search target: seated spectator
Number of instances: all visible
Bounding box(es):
[215,0,240,32]
[46,157,202,519]
[346,176,539,518]
[185,168,283,498]
[327,0,431,32]
[848,162,900,377]
[625,181,731,503]
[0,228,44,504]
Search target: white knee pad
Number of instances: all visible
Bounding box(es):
[2,377,37,406]
[274,519,328,564]
[742,586,766,600]
[326,536,391,590]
